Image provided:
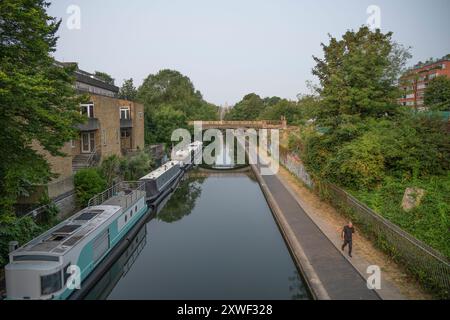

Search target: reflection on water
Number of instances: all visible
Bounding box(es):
[85,140,310,300]
[84,172,309,300]
[156,177,205,223]
[84,226,148,300]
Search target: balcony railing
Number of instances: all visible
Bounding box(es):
[77,117,99,131]
[120,118,133,128]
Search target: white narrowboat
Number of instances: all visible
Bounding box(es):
[5,182,147,300]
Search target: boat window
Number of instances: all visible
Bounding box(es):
[13,255,59,262]
[93,229,110,263]
[63,263,71,286]
[41,271,62,295]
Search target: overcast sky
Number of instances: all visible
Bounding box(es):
[48,0,450,105]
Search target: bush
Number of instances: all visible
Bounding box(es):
[120,151,153,181]
[327,132,385,189]
[74,168,107,207]
[99,155,121,186]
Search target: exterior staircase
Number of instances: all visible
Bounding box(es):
[72,153,95,173]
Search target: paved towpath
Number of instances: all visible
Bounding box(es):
[253,160,380,300]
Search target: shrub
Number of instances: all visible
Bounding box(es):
[99,155,121,186]
[327,132,385,189]
[74,168,107,207]
[120,151,153,181]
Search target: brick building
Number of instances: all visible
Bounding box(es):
[398,56,450,110]
[27,63,145,202]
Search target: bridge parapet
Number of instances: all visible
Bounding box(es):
[188,119,287,129]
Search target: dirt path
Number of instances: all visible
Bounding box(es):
[277,164,432,300]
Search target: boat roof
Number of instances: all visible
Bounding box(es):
[12,205,122,257]
[140,161,180,180]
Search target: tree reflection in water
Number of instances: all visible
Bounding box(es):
[156,177,205,223]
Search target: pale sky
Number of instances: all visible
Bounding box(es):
[48,0,450,105]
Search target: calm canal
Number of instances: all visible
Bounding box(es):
[85,152,310,299]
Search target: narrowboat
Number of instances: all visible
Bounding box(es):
[171,141,203,170]
[5,181,147,300]
[139,160,184,204]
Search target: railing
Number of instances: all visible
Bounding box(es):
[278,149,450,298]
[188,120,287,128]
[87,181,145,208]
[17,204,50,222]
[87,147,98,167]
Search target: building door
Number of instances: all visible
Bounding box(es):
[81,132,95,153]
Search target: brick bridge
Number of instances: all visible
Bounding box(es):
[188,118,287,130]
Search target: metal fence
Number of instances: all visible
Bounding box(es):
[87,181,145,209]
[279,149,450,298]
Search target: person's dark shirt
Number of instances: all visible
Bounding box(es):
[343,226,355,241]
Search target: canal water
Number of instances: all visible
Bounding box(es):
[85,146,309,299]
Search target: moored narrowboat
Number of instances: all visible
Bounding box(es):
[5,181,147,300]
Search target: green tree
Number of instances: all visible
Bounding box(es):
[99,155,121,186]
[74,169,107,207]
[120,151,153,181]
[312,26,411,128]
[94,71,115,85]
[118,78,137,101]
[424,76,450,111]
[145,105,187,145]
[259,99,302,124]
[225,93,266,120]
[137,69,218,145]
[0,0,84,217]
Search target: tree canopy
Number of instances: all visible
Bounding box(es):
[424,76,450,111]
[0,0,84,215]
[137,69,218,144]
[118,78,137,101]
[224,93,266,121]
[312,26,411,129]
[94,71,115,85]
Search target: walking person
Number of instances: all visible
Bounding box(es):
[341,221,355,258]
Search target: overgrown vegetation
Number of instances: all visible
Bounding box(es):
[291,27,449,262]
[0,0,85,268]
[74,169,107,207]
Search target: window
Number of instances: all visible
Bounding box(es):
[120,107,130,120]
[70,140,75,148]
[13,255,59,262]
[63,263,72,286]
[102,129,107,146]
[80,103,94,118]
[93,229,109,263]
[41,271,62,295]
[121,130,130,138]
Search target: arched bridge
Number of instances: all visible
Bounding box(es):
[188,119,287,130]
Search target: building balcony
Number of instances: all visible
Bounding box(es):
[120,118,133,128]
[77,117,99,131]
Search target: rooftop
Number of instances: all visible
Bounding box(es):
[13,205,121,256]
[140,161,180,180]
[55,61,119,94]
